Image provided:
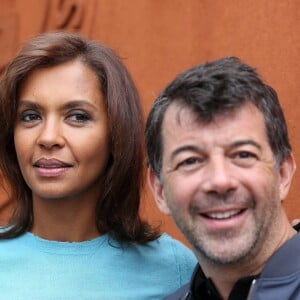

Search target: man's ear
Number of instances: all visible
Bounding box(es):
[279,153,296,201]
[147,167,171,215]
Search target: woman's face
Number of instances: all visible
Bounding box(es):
[14,59,110,201]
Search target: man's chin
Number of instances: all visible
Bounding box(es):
[193,238,257,266]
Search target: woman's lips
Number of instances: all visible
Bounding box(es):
[33,158,72,177]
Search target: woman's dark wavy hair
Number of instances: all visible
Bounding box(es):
[0,31,159,243]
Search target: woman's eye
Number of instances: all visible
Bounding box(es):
[67,112,91,122]
[20,111,41,122]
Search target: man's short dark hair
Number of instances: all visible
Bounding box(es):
[145,57,291,176]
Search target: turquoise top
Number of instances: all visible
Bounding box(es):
[0,232,196,299]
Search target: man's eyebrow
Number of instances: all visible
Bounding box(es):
[230,140,262,150]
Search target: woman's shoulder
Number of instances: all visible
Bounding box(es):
[155,233,196,262]
[133,233,197,269]
[0,227,25,254]
[141,233,197,286]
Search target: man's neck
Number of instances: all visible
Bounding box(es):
[198,261,258,299]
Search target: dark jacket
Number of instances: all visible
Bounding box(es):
[165,232,300,300]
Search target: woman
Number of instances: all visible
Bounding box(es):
[0,32,196,299]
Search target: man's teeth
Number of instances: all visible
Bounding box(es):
[206,210,241,220]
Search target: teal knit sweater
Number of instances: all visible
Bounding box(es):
[0,232,196,299]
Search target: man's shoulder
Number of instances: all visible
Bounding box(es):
[249,232,300,299]
[261,231,300,277]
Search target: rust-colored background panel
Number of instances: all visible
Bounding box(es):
[0,0,299,245]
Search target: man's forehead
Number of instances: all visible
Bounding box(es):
[164,102,198,127]
[161,101,268,147]
[162,100,254,128]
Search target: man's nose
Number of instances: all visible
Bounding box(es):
[201,156,238,195]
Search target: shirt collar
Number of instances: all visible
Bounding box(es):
[190,264,259,300]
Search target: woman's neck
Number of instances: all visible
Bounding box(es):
[31,194,100,242]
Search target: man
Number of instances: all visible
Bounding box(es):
[145,57,299,299]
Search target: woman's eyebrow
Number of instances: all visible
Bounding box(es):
[17,100,97,110]
[62,100,97,110]
[17,100,41,109]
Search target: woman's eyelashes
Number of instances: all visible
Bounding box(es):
[17,109,93,126]
[19,110,41,123]
[66,110,92,124]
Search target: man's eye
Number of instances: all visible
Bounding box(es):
[236,151,255,159]
[182,157,199,165]
[177,157,203,170]
[232,151,258,167]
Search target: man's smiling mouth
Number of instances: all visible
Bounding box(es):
[203,209,245,220]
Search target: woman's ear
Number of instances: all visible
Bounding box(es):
[279,153,296,201]
[147,167,171,215]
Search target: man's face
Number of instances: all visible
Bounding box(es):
[149,102,294,265]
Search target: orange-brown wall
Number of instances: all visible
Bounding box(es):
[0,0,299,245]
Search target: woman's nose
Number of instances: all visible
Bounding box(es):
[37,119,65,150]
